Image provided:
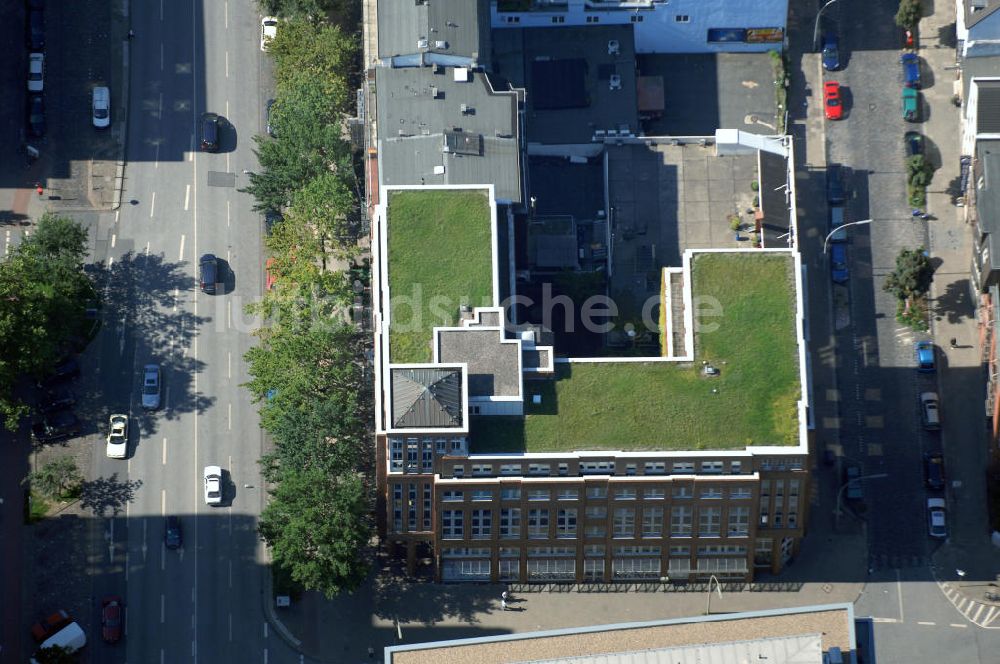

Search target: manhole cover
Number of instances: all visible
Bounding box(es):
[822,583,833,594]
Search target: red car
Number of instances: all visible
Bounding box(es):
[824,81,843,120]
[101,596,123,643]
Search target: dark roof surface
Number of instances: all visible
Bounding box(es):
[977,81,1000,134]
[378,0,491,67]
[391,368,464,428]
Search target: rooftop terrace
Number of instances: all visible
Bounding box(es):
[469,252,800,453]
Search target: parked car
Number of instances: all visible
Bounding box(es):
[903,87,919,122]
[204,466,223,505]
[106,414,128,459]
[141,364,161,409]
[260,16,278,51]
[826,163,846,204]
[845,464,864,500]
[31,610,70,643]
[199,253,219,294]
[828,205,847,243]
[927,497,947,539]
[200,112,220,152]
[264,209,283,234]
[265,98,276,137]
[100,596,123,643]
[915,341,936,372]
[824,81,844,120]
[28,94,45,138]
[92,86,110,128]
[822,33,840,71]
[904,131,924,157]
[27,53,44,92]
[31,410,80,442]
[830,243,849,283]
[924,452,945,490]
[165,515,182,549]
[920,392,941,430]
[27,9,44,50]
[901,53,921,88]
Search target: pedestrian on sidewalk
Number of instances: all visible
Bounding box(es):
[500,598,508,611]
[35,183,43,197]
[950,338,958,349]
[128,29,135,39]
[501,590,509,601]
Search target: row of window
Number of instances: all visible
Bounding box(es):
[440,485,754,502]
[441,556,748,582]
[440,544,748,559]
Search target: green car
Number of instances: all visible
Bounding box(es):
[903,87,919,122]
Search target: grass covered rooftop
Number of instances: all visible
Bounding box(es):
[470,253,801,453]
[387,190,494,364]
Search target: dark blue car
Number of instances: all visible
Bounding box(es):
[822,33,840,71]
[830,243,849,283]
[901,53,921,89]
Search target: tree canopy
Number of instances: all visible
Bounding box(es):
[884,247,935,302]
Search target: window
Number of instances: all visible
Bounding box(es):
[730,487,752,500]
[528,464,551,476]
[699,507,722,537]
[612,557,660,580]
[585,524,606,537]
[390,438,403,472]
[442,510,464,539]
[500,546,520,558]
[528,546,574,557]
[500,464,522,476]
[789,480,801,496]
[422,445,433,472]
[500,508,521,538]
[558,463,569,476]
[701,461,724,474]
[625,463,637,476]
[528,489,551,501]
[501,487,521,501]
[557,509,578,538]
[584,558,605,580]
[528,509,549,539]
[392,484,402,533]
[730,461,743,474]
[450,439,464,453]
[669,545,690,556]
[586,15,600,23]
[408,484,417,531]
[504,15,520,24]
[700,487,723,500]
[642,507,663,538]
[471,490,492,502]
[673,462,694,474]
[644,487,665,500]
[452,465,465,478]
[788,495,799,528]
[614,545,660,556]
[436,438,447,454]
[698,544,747,556]
[670,506,693,536]
[585,505,607,519]
[498,558,518,580]
[472,464,492,477]
[586,486,608,499]
[644,462,666,475]
[613,508,635,538]
[759,500,770,527]
[675,14,690,23]
[672,485,693,499]
[614,487,637,500]
[442,490,464,502]
[557,488,579,501]
[551,15,564,24]
[585,545,605,557]
[581,462,615,475]
[728,506,751,537]
[630,14,644,23]
[423,484,432,530]
[760,480,771,497]
[471,509,492,539]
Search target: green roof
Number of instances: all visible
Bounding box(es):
[470,253,801,453]
[387,190,494,364]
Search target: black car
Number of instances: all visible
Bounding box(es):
[28,94,45,138]
[199,254,218,294]
[924,453,945,490]
[905,131,924,157]
[265,98,276,137]
[200,112,220,152]
[264,209,283,234]
[28,10,44,50]
[826,164,846,205]
[165,515,182,549]
[38,387,75,414]
[31,410,80,442]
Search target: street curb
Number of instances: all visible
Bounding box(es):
[261,551,303,650]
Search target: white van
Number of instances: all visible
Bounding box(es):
[31,622,86,662]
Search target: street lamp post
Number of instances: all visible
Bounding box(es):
[813,0,841,51]
[835,473,889,528]
[823,219,872,254]
[705,574,723,615]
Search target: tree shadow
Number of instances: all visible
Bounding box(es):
[78,474,143,517]
[934,278,975,325]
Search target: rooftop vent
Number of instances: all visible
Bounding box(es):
[417,38,429,49]
[532,394,542,405]
[460,103,474,114]
[433,165,445,175]
[454,67,471,82]
[609,74,622,91]
[434,40,448,49]
[608,39,620,55]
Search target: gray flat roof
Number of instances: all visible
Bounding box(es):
[977,140,1000,260]
[492,25,639,145]
[378,0,491,67]
[963,57,1000,101]
[437,328,521,398]
[376,67,522,203]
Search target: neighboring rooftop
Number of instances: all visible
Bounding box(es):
[376,67,522,204]
[470,252,800,453]
[385,604,856,664]
[975,80,1000,134]
[976,140,1000,248]
[390,367,464,429]
[377,0,491,66]
[387,189,495,364]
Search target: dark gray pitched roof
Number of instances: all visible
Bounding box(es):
[378,0,491,68]
[965,0,1000,28]
[978,81,1000,134]
[391,367,463,428]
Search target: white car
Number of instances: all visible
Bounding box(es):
[141,364,161,409]
[260,16,278,51]
[92,86,110,128]
[28,53,44,92]
[106,414,128,459]
[204,466,223,505]
[927,497,947,539]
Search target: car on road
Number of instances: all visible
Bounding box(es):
[27,53,44,92]
[28,10,44,50]
[830,243,849,283]
[92,86,110,128]
[31,410,81,442]
[28,94,45,138]
[106,414,128,459]
[903,87,919,121]
[826,163,846,204]
[141,364,161,409]
[905,131,924,157]
[915,341,936,372]
[845,464,864,500]
[200,112,220,152]
[924,452,945,490]
[920,392,941,430]
[164,515,182,549]
[927,497,947,539]
[824,81,843,120]
[901,52,921,88]
[265,98,276,137]
[204,465,223,505]
[100,596,123,643]
[822,33,840,71]
[260,16,278,51]
[199,253,219,294]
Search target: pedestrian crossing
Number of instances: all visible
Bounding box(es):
[938,581,1000,628]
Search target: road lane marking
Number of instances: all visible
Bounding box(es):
[145,241,150,256]
[192,586,196,602]
[163,437,167,465]
[111,233,116,248]
[918,621,935,626]
[160,0,163,20]
[161,489,166,516]
[178,234,185,261]
[264,623,268,639]
[189,136,194,160]
[142,520,147,561]
[985,607,999,625]
[125,551,129,581]
[227,200,231,228]
[225,51,229,78]
[951,623,968,628]
[896,570,904,622]
[108,256,114,269]
[185,184,191,211]
[150,191,156,218]
[228,352,231,379]
[161,543,165,570]
[228,403,232,430]
[173,287,179,312]
[265,648,268,664]
[161,594,165,623]
[872,617,899,623]
[228,300,232,329]
[161,649,164,664]
[974,604,985,622]
[155,142,160,168]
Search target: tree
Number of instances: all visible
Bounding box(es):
[33,644,76,664]
[884,247,935,303]
[895,0,923,30]
[258,466,371,597]
[24,457,83,500]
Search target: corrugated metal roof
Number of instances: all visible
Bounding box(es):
[391,368,463,428]
[521,634,822,664]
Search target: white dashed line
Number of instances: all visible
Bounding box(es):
[918,621,935,626]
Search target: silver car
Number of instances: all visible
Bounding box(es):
[141,364,161,409]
